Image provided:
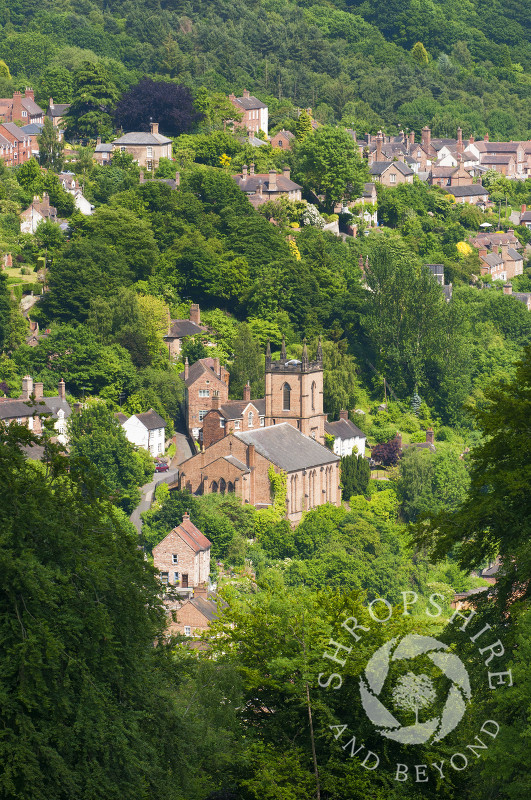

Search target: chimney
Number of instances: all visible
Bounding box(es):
[182,511,190,523]
[73,402,82,413]
[469,135,475,144]
[269,170,277,192]
[150,121,159,135]
[426,428,435,445]
[283,165,290,179]
[49,97,54,109]
[522,204,527,214]
[175,171,180,186]
[243,89,250,99]
[194,584,208,597]
[508,229,514,236]
[58,379,66,400]
[249,162,255,175]
[242,164,248,177]
[500,244,508,259]
[257,180,263,197]
[376,130,383,161]
[421,126,431,150]
[457,127,463,152]
[22,375,33,400]
[212,394,220,410]
[139,170,145,184]
[190,303,200,325]
[41,193,50,211]
[339,410,349,420]
[484,132,489,142]
[96,136,101,146]
[184,357,189,380]
[409,130,415,146]
[34,382,44,400]
[213,357,220,377]
[229,93,236,102]
[478,247,488,259]
[366,133,371,145]
[503,283,513,295]
[243,382,251,402]
[25,88,34,101]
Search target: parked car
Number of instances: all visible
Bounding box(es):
[155,461,170,473]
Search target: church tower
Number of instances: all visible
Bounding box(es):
[264,338,326,444]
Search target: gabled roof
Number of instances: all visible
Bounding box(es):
[188,596,221,622]
[21,98,43,116]
[475,141,521,153]
[95,142,113,152]
[20,123,43,135]
[175,517,212,553]
[507,247,522,261]
[219,399,266,419]
[324,418,366,440]
[233,174,302,193]
[520,211,531,222]
[0,134,11,148]
[165,319,203,339]
[113,131,172,146]
[222,454,250,472]
[445,185,488,197]
[236,422,339,471]
[48,103,70,117]
[134,409,166,430]
[42,396,71,419]
[369,160,413,176]
[272,129,294,140]
[233,94,267,110]
[482,252,503,269]
[0,399,52,420]
[1,122,27,141]
[481,155,513,165]
[182,357,227,389]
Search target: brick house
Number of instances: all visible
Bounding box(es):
[0,133,14,165]
[202,382,265,449]
[369,160,414,186]
[94,138,113,165]
[503,283,531,311]
[520,204,531,228]
[324,411,366,457]
[20,194,57,233]
[111,122,172,171]
[0,89,43,124]
[153,512,211,590]
[165,303,205,360]
[166,587,224,637]
[0,122,33,165]
[228,90,268,136]
[444,184,489,206]
[233,164,302,207]
[20,123,43,158]
[0,375,71,437]
[122,409,166,456]
[181,357,230,442]
[270,129,294,150]
[477,245,523,281]
[46,98,70,131]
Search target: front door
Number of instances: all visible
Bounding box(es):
[181,573,188,588]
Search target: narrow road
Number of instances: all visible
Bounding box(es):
[130,467,179,533]
[173,431,193,465]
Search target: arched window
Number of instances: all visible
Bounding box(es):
[311,381,316,411]
[228,481,234,493]
[248,411,254,427]
[211,481,218,494]
[220,478,227,495]
[282,382,291,411]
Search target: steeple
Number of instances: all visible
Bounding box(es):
[301,338,308,369]
[316,336,323,364]
[280,336,287,361]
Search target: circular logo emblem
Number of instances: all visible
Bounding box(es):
[359,633,471,744]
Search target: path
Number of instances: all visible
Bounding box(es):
[130,467,179,533]
[173,431,193,465]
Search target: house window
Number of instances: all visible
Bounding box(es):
[278,139,283,147]
[147,146,153,157]
[389,173,397,184]
[198,410,208,421]
[172,554,178,564]
[220,418,226,428]
[248,411,254,427]
[282,383,291,411]
[184,626,191,636]
[174,572,179,583]
[199,389,210,397]
[260,417,265,426]
[146,160,153,171]
[120,146,126,152]
[22,111,27,117]
[160,572,169,585]
[234,420,241,429]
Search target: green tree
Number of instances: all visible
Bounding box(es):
[66,61,119,140]
[340,452,370,500]
[229,323,264,400]
[68,400,149,513]
[0,424,182,799]
[37,117,64,171]
[322,339,361,418]
[293,126,367,211]
[295,109,313,142]
[411,42,429,66]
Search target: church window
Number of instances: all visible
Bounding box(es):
[311,381,316,411]
[220,478,227,495]
[282,383,291,411]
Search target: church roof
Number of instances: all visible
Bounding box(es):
[236,423,339,472]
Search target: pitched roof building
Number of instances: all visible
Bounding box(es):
[228,90,268,136]
[0,89,43,125]
[165,303,205,360]
[153,512,211,591]
[324,411,366,457]
[122,408,166,456]
[233,164,302,207]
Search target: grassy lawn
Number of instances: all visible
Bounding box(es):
[5,266,40,285]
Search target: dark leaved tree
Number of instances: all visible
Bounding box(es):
[371,436,401,467]
[114,79,203,137]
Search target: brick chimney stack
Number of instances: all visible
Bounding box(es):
[58,379,66,400]
[249,162,255,175]
[243,89,250,99]
[49,97,54,109]
[376,130,383,161]
[175,171,180,186]
[34,382,44,400]
[22,375,33,400]
[503,283,513,295]
[426,428,434,445]
[268,170,277,192]
[484,132,489,142]
[478,247,488,260]
[421,126,431,150]
[190,303,200,326]
[242,164,247,177]
[409,130,415,146]
[213,357,220,377]
[212,393,220,410]
[283,165,290,179]
[522,204,526,214]
[457,126,463,152]
[184,357,189,380]
[469,135,475,144]
[339,410,348,420]
[248,443,255,469]
[182,511,190,523]
[150,121,159,135]
[243,382,251,402]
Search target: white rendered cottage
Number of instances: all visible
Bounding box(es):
[122,408,166,456]
[324,411,366,457]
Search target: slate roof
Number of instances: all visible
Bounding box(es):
[188,596,220,622]
[43,396,71,419]
[361,182,376,198]
[95,142,113,152]
[520,211,531,222]
[175,517,212,553]
[166,319,203,339]
[369,161,414,176]
[272,129,294,141]
[48,103,70,118]
[233,94,267,110]
[0,399,52,420]
[1,122,27,141]
[445,185,488,197]
[115,412,128,425]
[113,131,172,145]
[324,418,366,440]
[22,97,43,116]
[182,358,227,389]
[222,454,250,472]
[0,134,12,148]
[472,231,520,248]
[134,409,166,430]
[481,155,513,165]
[481,253,503,269]
[508,247,522,261]
[21,123,43,135]
[219,399,266,419]
[236,422,339,471]
[247,135,268,147]
[233,174,302,193]
[475,141,520,153]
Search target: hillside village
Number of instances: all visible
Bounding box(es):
[0,5,530,796]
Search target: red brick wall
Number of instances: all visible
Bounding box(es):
[152,528,210,587]
[265,366,325,443]
[186,372,228,436]
[167,602,210,636]
[202,409,226,449]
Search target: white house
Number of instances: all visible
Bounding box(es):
[58,172,94,215]
[122,409,166,456]
[324,412,366,457]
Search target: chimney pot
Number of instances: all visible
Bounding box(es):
[268,169,277,192]
[503,283,513,295]
[522,204,527,214]
[339,410,349,420]
[243,89,250,99]
[150,121,159,135]
[34,382,43,400]
[282,165,290,179]
[242,164,248,177]
[58,379,66,400]
[212,394,220,410]
[182,511,190,522]
[190,303,200,326]
[22,375,33,400]
[243,382,251,402]
[249,162,255,175]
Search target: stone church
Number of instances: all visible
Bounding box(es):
[178,339,340,523]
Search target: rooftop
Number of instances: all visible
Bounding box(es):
[134,409,166,430]
[236,422,339,472]
[324,418,366,440]
[113,131,172,146]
